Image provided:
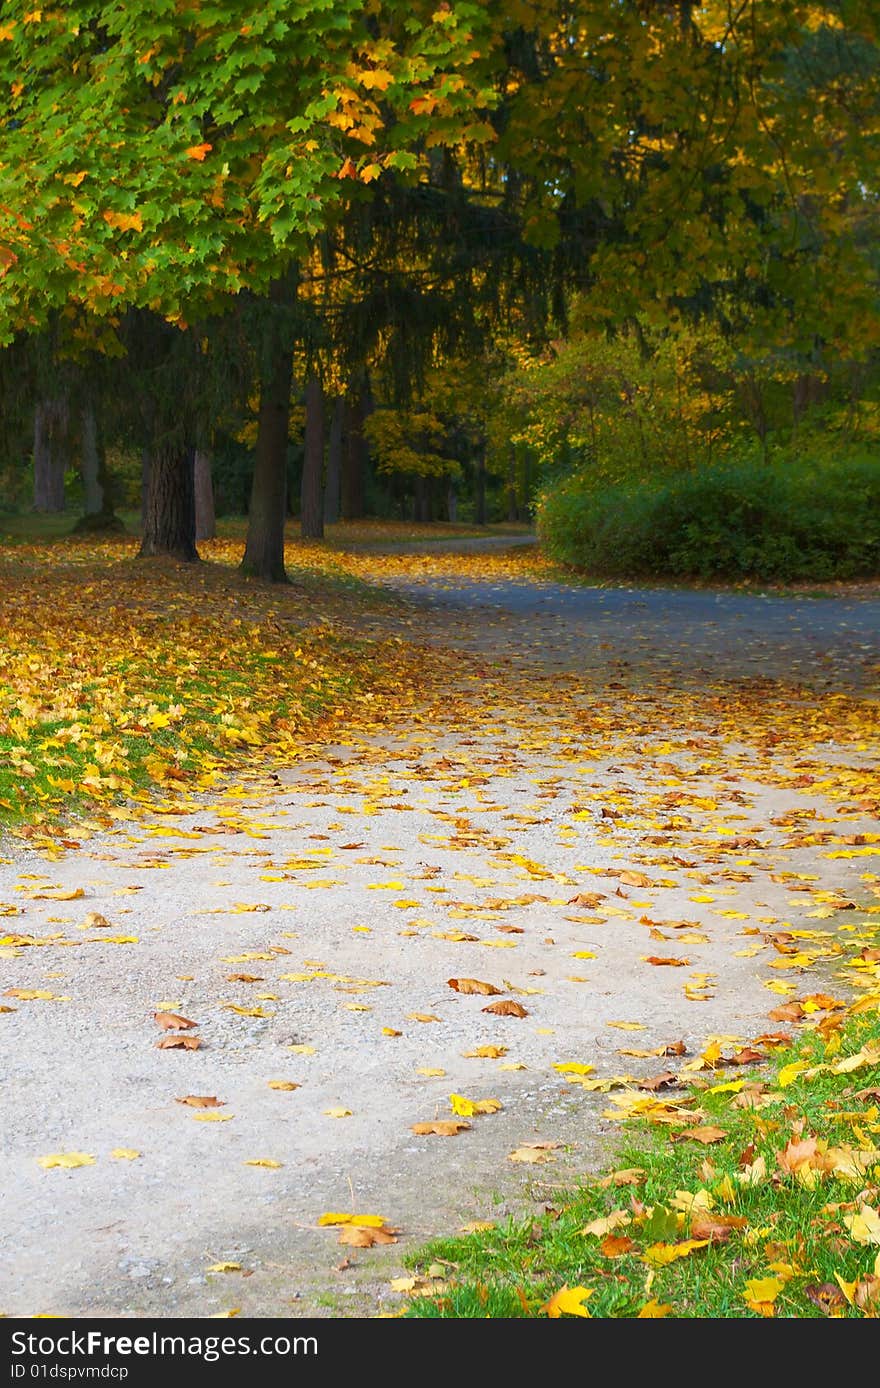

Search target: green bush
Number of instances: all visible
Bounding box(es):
[537,452,880,581]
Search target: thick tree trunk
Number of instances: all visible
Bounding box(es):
[138,442,198,560]
[300,376,325,539]
[241,286,293,582]
[140,447,151,531]
[194,449,216,541]
[323,396,343,526]
[474,444,487,526]
[33,398,69,512]
[341,390,366,520]
[74,399,123,533]
[81,404,103,516]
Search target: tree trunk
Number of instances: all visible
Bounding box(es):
[323,395,343,526]
[447,485,458,523]
[140,447,151,531]
[300,376,324,539]
[81,403,103,516]
[341,390,366,520]
[241,283,293,582]
[506,447,518,522]
[414,475,429,522]
[33,398,69,512]
[474,444,487,526]
[74,399,123,532]
[138,441,198,560]
[194,449,216,541]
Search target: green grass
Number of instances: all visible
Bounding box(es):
[405,1006,880,1318]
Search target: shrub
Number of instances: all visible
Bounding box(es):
[537,452,880,581]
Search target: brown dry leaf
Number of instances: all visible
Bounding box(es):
[675,1125,727,1145]
[176,1094,223,1108]
[447,977,501,996]
[154,1011,197,1031]
[226,973,263,983]
[411,1120,471,1136]
[567,892,606,908]
[619,870,654,888]
[508,1144,557,1164]
[598,1168,646,1188]
[635,1072,680,1092]
[81,911,111,929]
[643,955,690,968]
[690,1213,749,1242]
[157,1034,201,1051]
[338,1225,398,1247]
[482,999,528,1018]
[805,1282,847,1316]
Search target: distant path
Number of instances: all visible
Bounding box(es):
[1,551,876,1318]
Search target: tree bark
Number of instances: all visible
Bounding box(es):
[33,398,69,512]
[241,282,293,582]
[341,390,366,520]
[140,447,151,531]
[138,441,198,560]
[300,376,324,539]
[474,444,487,526]
[506,446,518,522]
[323,395,343,526]
[447,485,458,523]
[74,398,123,532]
[194,449,216,541]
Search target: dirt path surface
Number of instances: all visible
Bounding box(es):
[2,560,877,1317]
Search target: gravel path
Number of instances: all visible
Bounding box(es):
[1,562,877,1317]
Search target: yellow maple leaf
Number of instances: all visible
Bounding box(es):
[843,1205,880,1245]
[37,1152,95,1169]
[743,1275,784,1316]
[644,1240,709,1267]
[540,1285,594,1318]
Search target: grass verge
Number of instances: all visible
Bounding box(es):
[405,984,880,1318]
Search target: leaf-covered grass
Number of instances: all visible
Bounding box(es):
[0,532,458,830]
[406,991,880,1318]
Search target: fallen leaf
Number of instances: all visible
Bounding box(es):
[110,1149,141,1160]
[30,887,84,901]
[192,1112,233,1123]
[637,1299,673,1317]
[447,977,501,996]
[338,1224,398,1247]
[540,1285,594,1318]
[643,955,690,967]
[580,1210,632,1237]
[81,912,111,929]
[482,999,528,1017]
[644,1240,710,1267]
[843,1205,880,1246]
[675,1126,727,1145]
[743,1275,784,1316]
[244,1159,282,1169]
[176,1095,223,1108]
[267,1080,300,1091]
[411,1120,471,1136]
[206,1262,241,1274]
[462,1045,508,1059]
[37,1152,96,1169]
[157,1034,201,1050]
[154,1011,197,1031]
[449,1094,502,1117]
[600,1234,635,1257]
[324,1107,352,1118]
